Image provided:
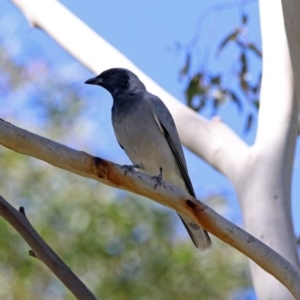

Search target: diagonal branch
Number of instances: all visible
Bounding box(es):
[0,119,300,298]
[0,196,98,300]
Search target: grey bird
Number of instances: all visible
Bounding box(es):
[85,68,211,251]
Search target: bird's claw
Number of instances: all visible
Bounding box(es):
[152,167,163,189]
[121,164,140,175]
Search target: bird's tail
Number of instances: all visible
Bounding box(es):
[178,214,211,251]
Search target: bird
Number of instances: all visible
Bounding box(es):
[85,68,211,251]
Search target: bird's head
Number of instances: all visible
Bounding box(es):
[85,68,145,97]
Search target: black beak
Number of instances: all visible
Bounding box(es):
[85,76,103,85]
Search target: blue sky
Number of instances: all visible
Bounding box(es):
[1,0,299,242]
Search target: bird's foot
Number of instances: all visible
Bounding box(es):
[152,167,163,189]
[121,164,140,175]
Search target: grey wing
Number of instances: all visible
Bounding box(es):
[147,94,211,251]
[147,95,195,196]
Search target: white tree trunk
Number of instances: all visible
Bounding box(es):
[234,1,300,299]
[281,0,300,110]
[9,0,300,299]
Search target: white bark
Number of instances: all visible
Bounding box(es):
[1,119,300,299]
[8,0,300,299]
[281,0,300,110]
[234,1,300,299]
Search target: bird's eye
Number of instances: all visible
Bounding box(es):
[108,70,115,76]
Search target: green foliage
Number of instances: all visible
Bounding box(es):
[0,44,250,299]
[180,9,261,132]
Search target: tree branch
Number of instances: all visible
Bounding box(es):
[10,0,248,181]
[0,119,300,298]
[0,195,98,300]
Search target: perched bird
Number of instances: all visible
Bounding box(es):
[85,68,211,251]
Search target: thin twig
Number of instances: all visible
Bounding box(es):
[0,196,98,300]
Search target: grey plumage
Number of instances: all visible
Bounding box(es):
[85,68,211,251]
